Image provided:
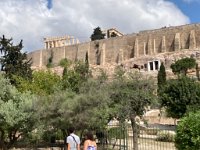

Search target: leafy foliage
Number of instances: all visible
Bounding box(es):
[72,78,111,130]
[110,72,156,120]
[34,89,76,141]
[90,27,105,41]
[170,57,196,76]
[15,70,62,95]
[62,60,91,92]
[110,71,156,150]
[175,111,200,150]
[160,76,200,119]
[0,35,32,84]
[156,131,175,142]
[59,58,71,68]
[0,74,37,149]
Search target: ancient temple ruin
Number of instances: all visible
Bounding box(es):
[44,35,80,49]
[103,28,123,38]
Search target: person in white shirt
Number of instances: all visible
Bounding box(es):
[66,127,80,150]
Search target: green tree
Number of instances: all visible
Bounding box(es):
[35,89,76,142]
[110,72,156,150]
[62,61,91,93]
[59,58,71,68]
[90,27,105,41]
[0,35,32,85]
[85,52,89,74]
[157,62,166,95]
[160,76,200,119]
[170,57,196,76]
[175,111,200,150]
[15,70,62,95]
[36,78,111,143]
[72,78,111,130]
[0,74,37,150]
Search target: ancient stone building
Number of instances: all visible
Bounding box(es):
[103,28,123,38]
[44,35,79,49]
[28,23,200,75]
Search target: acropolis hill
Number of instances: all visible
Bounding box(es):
[28,23,200,77]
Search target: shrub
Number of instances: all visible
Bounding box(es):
[175,111,200,150]
[145,128,159,135]
[59,58,71,67]
[107,127,126,140]
[156,130,175,142]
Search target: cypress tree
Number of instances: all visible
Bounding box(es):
[85,51,89,74]
[157,62,166,94]
[90,27,105,41]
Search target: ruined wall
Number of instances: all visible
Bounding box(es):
[28,23,200,68]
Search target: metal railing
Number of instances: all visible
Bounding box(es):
[95,124,176,150]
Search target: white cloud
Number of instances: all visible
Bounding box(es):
[0,0,190,52]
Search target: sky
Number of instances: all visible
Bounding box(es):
[0,0,199,52]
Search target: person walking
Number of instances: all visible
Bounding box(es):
[83,131,97,150]
[66,127,80,150]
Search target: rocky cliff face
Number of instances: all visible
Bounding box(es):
[33,49,200,80]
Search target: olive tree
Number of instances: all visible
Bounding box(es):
[0,74,37,150]
[109,71,156,150]
[159,76,200,119]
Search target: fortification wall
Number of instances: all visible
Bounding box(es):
[28,23,200,68]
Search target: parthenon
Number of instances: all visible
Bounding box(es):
[44,35,80,49]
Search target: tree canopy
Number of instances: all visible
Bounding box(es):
[170,57,196,76]
[175,110,200,150]
[62,60,91,93]
[15,70,62,95]
[0,35,32,84]
[159,76,200,119]
[0,74,37,149]
[109,71,156,150]
[90,27,105,41]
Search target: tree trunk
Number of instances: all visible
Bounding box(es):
[0,140,7,150]
[0,130,7,150]
[130,115,138,150]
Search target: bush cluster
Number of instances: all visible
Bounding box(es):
[175,111,200,150]
[156,130,175,142]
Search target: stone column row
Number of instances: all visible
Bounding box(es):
[44,37,80,49]
[147,60,161,71]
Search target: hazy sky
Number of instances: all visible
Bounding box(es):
[0,0,199,52]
